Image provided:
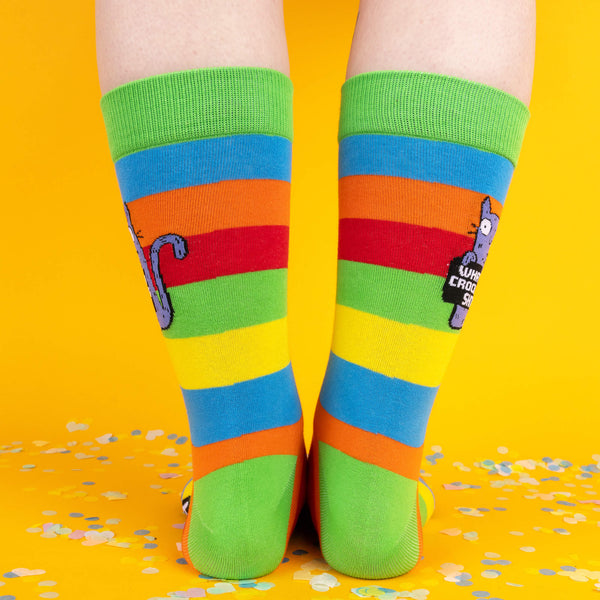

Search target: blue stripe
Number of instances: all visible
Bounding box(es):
[182,363,301,447]
[339,134,514,204]
[320,353,438,448]
[115,134,292,204]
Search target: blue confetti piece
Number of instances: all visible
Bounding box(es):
[548,465,561,472]
[168,463,179,467]
[144,543,158,549]
[481,560,496,566]
[541,476,559,481]
[281,557,289,564]
[539,569,555,576]
[292,549,308,555]
[0,595,17,600]
[477,508,490,512]
[560,565,576,571]
[88,524,103,530]
[198,573,217,580]
[85,517,99,521]
[82,481,95,486]
[496,560,511,566]
[167,434,178,440]
[541,507,553,512]
[134,529,150,535]
[456,581,473,587]
[556,501,576,507]
[553,528,569,535]
[97,456,108,461]
[2,573,18,579]
[69,512,84,518]
[472,592,490,598]
[131,430,142,436]
[175,558,187,565]
[176,436,188,445]
[581,473,592,478]
[108,436,118,442]
[493,507,507,511]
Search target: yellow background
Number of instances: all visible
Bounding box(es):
[0,2,599,599]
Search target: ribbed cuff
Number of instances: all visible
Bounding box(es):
[101,66,294,162]
[338,70,530,166]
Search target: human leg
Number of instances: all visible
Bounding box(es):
[96,0,305,579]
[309,0,535,578]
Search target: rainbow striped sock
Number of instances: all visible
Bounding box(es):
[308,71,530,579]
[100,67,306,579]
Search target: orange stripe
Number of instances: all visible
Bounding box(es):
[314,402,423,481]
[128,179,289,241]
[339,175,503,236]
[286,448,307,544]
[190,419,304,480]
[308,435,321,538]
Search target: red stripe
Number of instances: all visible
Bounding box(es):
[142,225,288,287]
[338,218,474,277]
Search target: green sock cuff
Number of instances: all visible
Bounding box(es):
[338,70,530,166]
[100,66,294,162]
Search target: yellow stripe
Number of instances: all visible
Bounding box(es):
[331,305,458,387]
[164,318,289,389]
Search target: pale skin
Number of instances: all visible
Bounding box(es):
[96,0,535,106]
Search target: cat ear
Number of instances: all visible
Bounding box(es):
[481,196,491,217]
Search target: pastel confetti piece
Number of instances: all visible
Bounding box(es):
[254,582,274,591]
[161,448,178,457]
[66,421,89,432]
[310,573,340,591]
[440,528,462,536]
[141,567,159,574]
[95,433,113,445]
[101,491,127,500]
[301,559,330,571]
[11,568,46,577]
[520,546,536,552]
[74,453,95,460]
[207,582,235,594]
[145,430,164,441]
[39,593,59,599]
[38,581,57,587]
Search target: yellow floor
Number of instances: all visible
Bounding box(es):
[1,426,599,600]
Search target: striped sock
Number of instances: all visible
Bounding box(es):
[100,66,306,579]
[308,71,530,579]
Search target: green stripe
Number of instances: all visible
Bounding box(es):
[338,70,530,166]
[101,67,293,161]
[336,259,457,334]
[163,269,287,339]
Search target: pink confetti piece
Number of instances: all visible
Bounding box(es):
[68,529,86,540]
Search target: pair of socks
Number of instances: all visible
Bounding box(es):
[100,66,529,580]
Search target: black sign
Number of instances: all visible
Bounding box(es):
[442,258,482,309]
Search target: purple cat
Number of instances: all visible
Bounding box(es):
[124,205,188,330]
[443,196,500,330]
